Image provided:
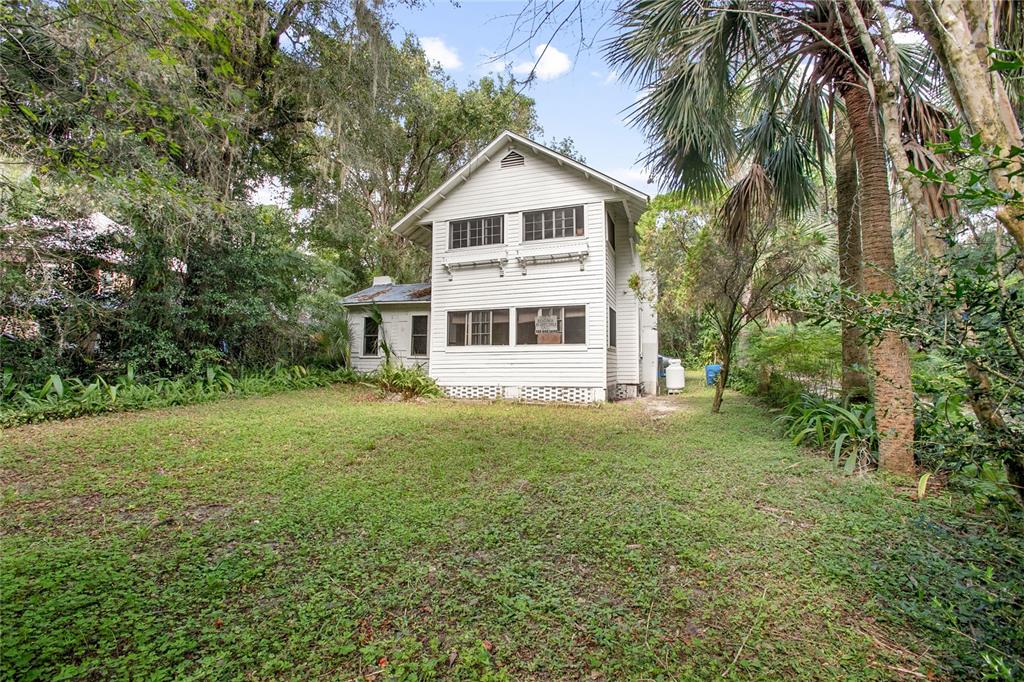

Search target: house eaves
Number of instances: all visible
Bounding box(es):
[390,131,649,245]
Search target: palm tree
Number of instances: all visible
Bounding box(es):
[834,105,869,400]
[607,0,917,474]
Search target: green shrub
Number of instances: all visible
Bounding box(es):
[311,308,352,368]
[371,364,443,399]
[739,322,842,399]
[777,393,878,474]
[746,322,840,374]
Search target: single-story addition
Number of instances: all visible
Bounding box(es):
[341,130,658,402]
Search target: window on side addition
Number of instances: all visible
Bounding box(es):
[411,315,428,356]
[363,317,379,355]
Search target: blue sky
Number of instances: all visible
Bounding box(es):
[389,1,660,195]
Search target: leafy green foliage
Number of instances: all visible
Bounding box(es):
[0,363,359,427]
[1,0,544,386]
[909,126,1024,215]
[0,358,447,427]
[789,205,1022,499]
[777,393,878,474]
[739,322,843,399]
[371,364,443,399]
[637,193,831,411]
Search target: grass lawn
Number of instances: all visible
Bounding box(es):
[2,374,1021,680]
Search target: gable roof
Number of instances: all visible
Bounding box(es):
[341,282,431,306]
[390,130,649,245]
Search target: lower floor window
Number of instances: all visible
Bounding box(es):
[516,306,586,344]
[363,316,379,355]
[411,315,428,355]
[447,309,509,346]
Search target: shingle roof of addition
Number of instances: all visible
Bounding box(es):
[340,282,431,305]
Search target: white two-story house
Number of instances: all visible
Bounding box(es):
[342,130,658,402]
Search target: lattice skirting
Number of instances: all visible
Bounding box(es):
[442,385,598,403]
[519,386,594,403]
[442,385,501,400]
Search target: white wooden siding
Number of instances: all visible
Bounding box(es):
[426,149,624,394]
[347,304,430,373]
[605,209,618,390]
[639,268,659,392]
[613,222,642,386]
[390,141,658,400]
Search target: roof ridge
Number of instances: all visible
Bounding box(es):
[389,130,648,243]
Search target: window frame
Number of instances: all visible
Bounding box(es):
[449,214,505,249]
[608,307,617,348]
[515,305,587,345]
[521,205,585,242]
[363,316,379,356]
[410,314,429,356]
[606,211,616,250]
[446,309,510,346]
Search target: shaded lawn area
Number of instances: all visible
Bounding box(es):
[2,378,1021,681]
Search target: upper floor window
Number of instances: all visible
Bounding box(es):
[516,306,586,344]
[363,316,379,355]
[447,309,509,346]
[450,215,503,249]
[523,206,584,241]
[606,212,616,249]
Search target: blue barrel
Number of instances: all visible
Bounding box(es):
[705,364,722,386]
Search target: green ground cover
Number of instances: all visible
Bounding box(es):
[2,375,1021,680]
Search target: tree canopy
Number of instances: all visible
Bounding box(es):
[1,0,543,377]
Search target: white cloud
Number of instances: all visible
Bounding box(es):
[604,69,619,85]
[513,43,572,81]
[421,37,462,70]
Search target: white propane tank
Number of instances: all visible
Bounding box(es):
[665,359,685,394]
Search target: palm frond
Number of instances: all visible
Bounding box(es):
[765,132,818,215]
[721,163,774,246]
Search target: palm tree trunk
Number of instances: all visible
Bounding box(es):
[842,84,917,476]
[834,106,870,401]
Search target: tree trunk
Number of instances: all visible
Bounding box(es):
[834,106,870,401]
[964,359,1024,503]
[852,0,950,259]
[712,348,729,414]
[907,0,1024,255]
[842,84,917,477]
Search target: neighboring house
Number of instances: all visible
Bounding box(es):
[341,130,657,402]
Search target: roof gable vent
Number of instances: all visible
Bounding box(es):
[500,150,525,168]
